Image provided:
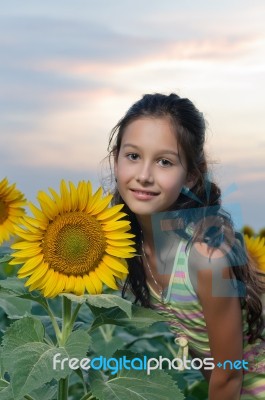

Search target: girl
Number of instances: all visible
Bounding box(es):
[107,93,265,399]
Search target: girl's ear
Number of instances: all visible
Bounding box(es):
[185,173,198,190]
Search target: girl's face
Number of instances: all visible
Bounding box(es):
[114,117,193,217]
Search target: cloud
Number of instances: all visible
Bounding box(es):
[1,1,264,230]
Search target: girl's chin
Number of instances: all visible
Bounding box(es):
[130,205,165,216]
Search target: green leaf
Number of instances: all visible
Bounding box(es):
[4,323,91,398]
[0,277,46,313]
[65,329,91,359]
[90,369,184,400]
[0,277,45,303]
[0,384,15,400]
[29,383,57,400]
[0,296,32,318]
[91,304,168,330]
[9,343,70,398]
[9,330,91,399]
[0,246,11,261]
[0,254,12,264]
[1,316,45,372]
[92,335,125,358]
[0,379,9,390]
[0,347,4,378]
[0,277,27,296]
[2,317,44,360]
[63,293,132,318]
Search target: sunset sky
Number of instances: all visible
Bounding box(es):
[1,0,265,230]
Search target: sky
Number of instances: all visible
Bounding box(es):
[1,0,265,231]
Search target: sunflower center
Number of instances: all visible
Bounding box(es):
[42,211,106,275]
[0,200,8,224]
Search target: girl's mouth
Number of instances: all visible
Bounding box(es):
[130,189,159,200]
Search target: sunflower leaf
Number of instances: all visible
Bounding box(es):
[0,383,15,400]
[90,304,168,331]
[9,343,70,398]
[62,293,132,318]
[0,277,28,296]
[0,246,11,262]
[0,277,46,310]
[91,334,125,358]
[1,316,45,372]
[65,329,92,357]
[0,295,32,319]
[0,379,9,390]
[89,368,184,400]
[28,383,57,400]
[4,329,90,399]
[0,254,12,264]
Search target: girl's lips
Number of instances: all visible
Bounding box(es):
[130,189,159,200]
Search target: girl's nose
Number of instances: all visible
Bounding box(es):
[136,163,154,184]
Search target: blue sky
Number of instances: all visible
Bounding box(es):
[1,0,265,230]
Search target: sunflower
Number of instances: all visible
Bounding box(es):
[0,177,26,246]
[244,234,265,274]
[10,180,136,297]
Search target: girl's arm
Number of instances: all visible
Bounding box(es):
[190,242,243,400]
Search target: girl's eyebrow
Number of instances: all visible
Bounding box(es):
[122,143,180,158]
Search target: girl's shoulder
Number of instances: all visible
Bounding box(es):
[187,236,242,298]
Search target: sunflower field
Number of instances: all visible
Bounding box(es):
[0,178,188,400]
[0,177,264,400]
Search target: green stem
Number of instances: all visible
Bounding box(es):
[60,296,72,346]
[69,303,82,331]
[57,296,72,400]
[24,395,36,400]
[99,324,115,342]
[165,341,179,358]
[57,377,69,400]
[43,299,62,342]
[80,392,95,400]
[74,368,87,395]
[99,326,108,342]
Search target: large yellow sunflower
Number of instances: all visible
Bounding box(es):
[0,177,26,246]
[244,234,265,274]
[10,180,136,297]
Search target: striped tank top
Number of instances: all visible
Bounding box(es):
[149,239,265,399]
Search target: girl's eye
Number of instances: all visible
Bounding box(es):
[158,158,173,167]
[127,153,139,161]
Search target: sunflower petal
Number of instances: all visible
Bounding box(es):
[69,182,78,211]
[49,187,63,212]
[95,264,118,290]
[12,246,42,258]
[77,181,91,211]
[102,221,131,232]
[89,271,103,294]
[106,239,135,247]
[86,187,103,213]
[90,194,113,216]
[16,254,44,273]
[74,276,85,295]
[60,180,71,212]
[83,274,97,294]
[103,255,129,273]
[97,204,124,221]
[64,275,76,293]
[48,274,67,298]
[23,263,49,286]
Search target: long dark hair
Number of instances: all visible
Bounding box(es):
[107,93,264,343]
